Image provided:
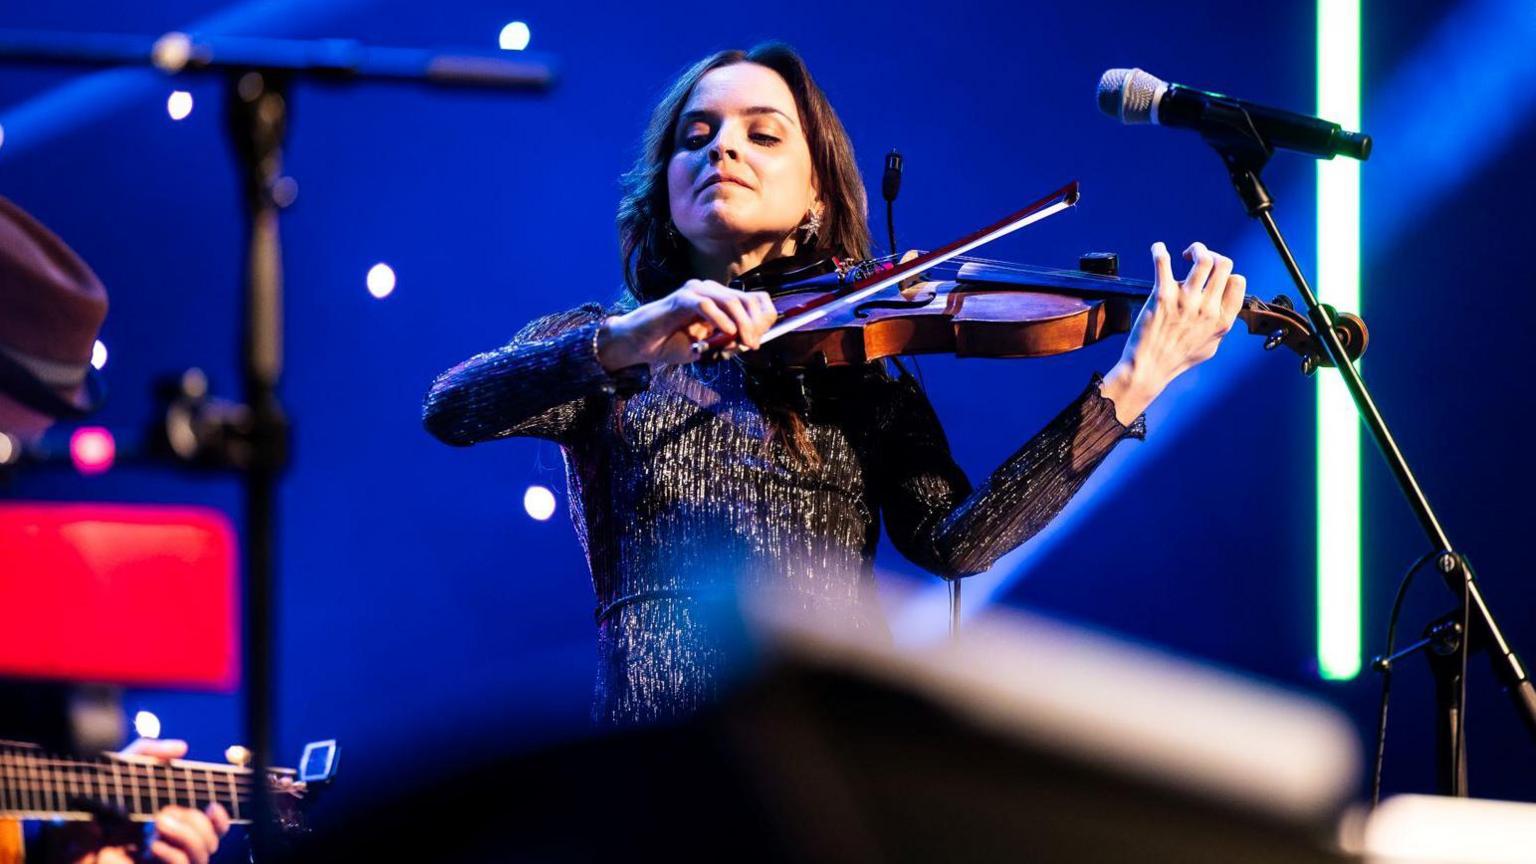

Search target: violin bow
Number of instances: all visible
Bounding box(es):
[694,181,1081,355]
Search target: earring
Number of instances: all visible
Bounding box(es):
[664,220,680,248]
[801,208,823,246]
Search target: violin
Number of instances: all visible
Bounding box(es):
[697,181,1368,375]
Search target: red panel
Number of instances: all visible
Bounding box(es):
[0,503,238,690]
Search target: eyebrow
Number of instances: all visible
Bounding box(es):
[679,106,798,127]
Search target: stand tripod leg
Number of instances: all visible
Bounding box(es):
[1428,644,1469,796]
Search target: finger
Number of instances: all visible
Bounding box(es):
[174,807,219,856]
[154,813,215,864]
[205,803,231,837]
[148,839,192,864]
[1149,241,1176,306]
[694,284,759,348]
[690,297,737,342]
[1181,242,1215,295]
[751,291,779,332]
[123,739,188,761]
[720,294,759,349]
[1201,252,1234,313]
[1220,272,1247,327]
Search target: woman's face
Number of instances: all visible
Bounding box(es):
[667,63,818,256]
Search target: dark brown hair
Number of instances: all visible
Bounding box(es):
[617,42,871,300]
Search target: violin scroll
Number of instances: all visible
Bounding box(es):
[1240,295,1368,376]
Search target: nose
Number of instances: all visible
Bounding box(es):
[708,121,743,163]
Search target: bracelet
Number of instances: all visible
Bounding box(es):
[591,318,651,398]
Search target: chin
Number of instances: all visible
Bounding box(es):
[682,206,787,247]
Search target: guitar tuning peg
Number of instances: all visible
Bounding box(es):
[1264,331,1285,351]
[1270,294,1294,310]
[1302,354,1320,377]
[225,745,251,767]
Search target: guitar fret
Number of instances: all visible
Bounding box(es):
[225,769,240,821]
[112,760,125,812]
[127,759,141,817]
[11,754,23,813]
[18,753,31,814]
[29,754,42,813]
[36,753,50,814]
[203,768,217,813]
[146,762,157,813]
[42,753,58,814]
[37,754,48,814]
[0,753,12,813]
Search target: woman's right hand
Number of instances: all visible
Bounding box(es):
[596,280,777,370]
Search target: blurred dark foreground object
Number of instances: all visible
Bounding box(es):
[289,602,1359,863]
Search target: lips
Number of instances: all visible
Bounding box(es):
[699,174,751,191]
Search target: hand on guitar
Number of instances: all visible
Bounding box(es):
[65,740,230,864]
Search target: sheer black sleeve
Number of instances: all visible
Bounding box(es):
[872,371,1146,580]
[422,304,648,447]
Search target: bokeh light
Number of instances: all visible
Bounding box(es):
[524,485,556,521]
[498,21,531,51]
[70,426,115,475]
[166,90,194,121]
[366,263,396,299]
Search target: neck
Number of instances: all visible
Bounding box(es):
[0,741,260,824]
[687,232,802,284]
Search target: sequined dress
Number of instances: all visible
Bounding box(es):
[422,303,1145,726]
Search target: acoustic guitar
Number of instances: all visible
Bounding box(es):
[0,738,337,863]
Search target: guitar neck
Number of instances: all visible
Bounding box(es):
[0,740,264,825]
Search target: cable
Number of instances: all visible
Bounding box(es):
[1371,548,1439,807]
[1453,555,1476,795]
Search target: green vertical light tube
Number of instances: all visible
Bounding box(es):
[1316,0,1362,680]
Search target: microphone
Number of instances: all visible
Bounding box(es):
[1097,68,1370,160]
[882,150,904,203]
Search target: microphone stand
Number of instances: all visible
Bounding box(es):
[0,30,555,856]
[1195,101,1536,797]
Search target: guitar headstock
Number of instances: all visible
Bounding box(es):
[268,740,340,834]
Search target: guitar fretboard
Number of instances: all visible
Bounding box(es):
[0,740,258,824]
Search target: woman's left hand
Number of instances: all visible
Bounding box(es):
[68,739,231,864]
[1099,241,1246,424]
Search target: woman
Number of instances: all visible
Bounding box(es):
[422,43,1245,727]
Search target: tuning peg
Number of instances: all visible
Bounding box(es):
[1302,354,1320,377]
[1270,294,1294,310]
[225,745,252,767]
[1264,331,1285,351]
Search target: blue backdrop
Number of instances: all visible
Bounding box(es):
[3,0,1532,812]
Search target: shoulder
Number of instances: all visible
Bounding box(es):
[512,302,607,341]
[513,287,642,341]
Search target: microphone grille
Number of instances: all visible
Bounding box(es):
[1096,67,1166,124]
